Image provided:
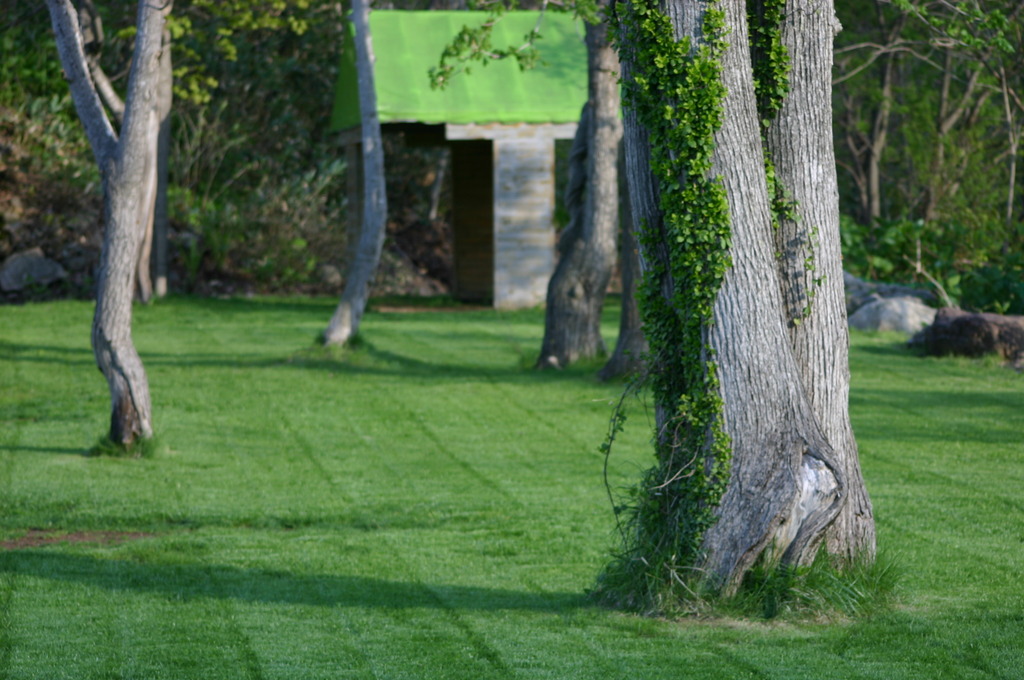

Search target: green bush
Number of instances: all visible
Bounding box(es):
[960,254,1024,315]
[841,214,1024,313]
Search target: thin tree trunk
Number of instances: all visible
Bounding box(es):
[537,12,622,369]
[153,25,173,298]
[999,68,1020,233]
[135,180,155,303]
[598,160,646,381]
[867,50,894,224]
[325,0,387,346]
[428,149,448,222]
[48,0,166,446]
[765,0,875,560]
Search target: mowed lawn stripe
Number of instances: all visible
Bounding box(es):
[3,300,1023,679]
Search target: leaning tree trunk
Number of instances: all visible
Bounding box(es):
[47,0,166,446]
[324,0,387,346]
[760,0,875,560]
[536,11,622,369]
[96,109,158,444]
[610,0,847,598]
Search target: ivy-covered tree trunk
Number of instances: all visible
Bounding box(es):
[604,0,855,602]
[324,0,387,346]
[47,0,166,446]
[760,0,875,560]
[536,10,621,369]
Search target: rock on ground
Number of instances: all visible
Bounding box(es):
[0,248,68,292]
[848,294,937,334]
[911,307,1024,368]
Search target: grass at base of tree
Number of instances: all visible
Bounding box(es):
[87,434,166,459]
[1,297,1022,679]
[722,548,902,621]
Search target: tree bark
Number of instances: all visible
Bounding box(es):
[598,182,647,381]
[537,12,622,369]
[765,0,875,560]
[47,0,166,446]
[324,0,387,346]
[698,0,843,583]
[153,24,173,299]
[616,0,849,593]
[77,0,170,303]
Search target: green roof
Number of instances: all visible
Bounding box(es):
[331,10,588,129]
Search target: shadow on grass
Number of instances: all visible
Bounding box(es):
[850,385,1023,446]
[0,320,603,386]
[131,340,599,385]
[0,341,94,367]
[0,549,588,614]
[0,445,89,456]
[0,339,604,395]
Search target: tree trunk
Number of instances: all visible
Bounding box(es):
[867,49,894,224]
[153,25,173,299]
[324,0,387,346]
[764,0,875,560]
[598,164,646,381]
[47,0,166,446]
[135,175,155,303]
[611,0,849,597]
[536,13,622,369]
[698,0,843,583]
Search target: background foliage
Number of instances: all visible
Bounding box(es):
[1,0,1022,312]
[833,0,1024,313]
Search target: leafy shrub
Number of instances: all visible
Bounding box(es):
[841,214,1023,313]
[168,154,348,291]
[960,254,1024,315]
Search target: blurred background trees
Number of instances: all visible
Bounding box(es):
[834,0,1024,313]
[2,0,1022,314]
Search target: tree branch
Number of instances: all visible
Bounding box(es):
[117,0,172,160]
[77,0,126,124]
[45,0,118,169]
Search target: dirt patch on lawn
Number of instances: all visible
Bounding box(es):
[0,529,154,550]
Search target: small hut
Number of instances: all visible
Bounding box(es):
[332,10,587,308]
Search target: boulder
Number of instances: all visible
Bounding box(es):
[0,247,68,291]
[848,294,937,334]
[844,271,934,316]
[911,307,1024,367]
[317,263,343,288]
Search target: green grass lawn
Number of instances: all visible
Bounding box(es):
[1,297,1022,679]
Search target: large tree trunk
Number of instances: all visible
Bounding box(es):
[536,11,622,369]
[612,0,849,596]
[324,0,387,346]
[47,0,166,446]
[698,0,843,583]
[763,0,875,560]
